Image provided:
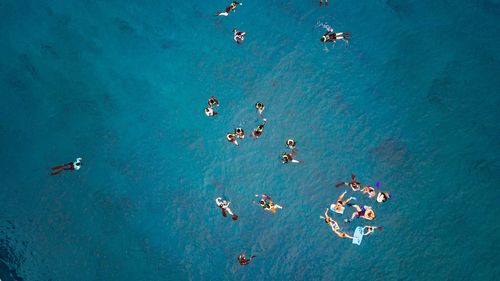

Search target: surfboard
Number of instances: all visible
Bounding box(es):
[352,227,364,245]
[330,204,345,214]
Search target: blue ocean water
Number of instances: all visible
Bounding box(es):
[0,0,499,280]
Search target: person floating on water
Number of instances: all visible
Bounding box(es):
[51,157,82,176]
[215,197,238,220]
[336,174,361,191]
[252,122,266,138]
[362,186,376,198]
[256,194,283,213]
[345,205,376,222]
[205,96,219,117]
[362,226,383,236]
[238,252,255,265]
[320,30,349,43]
[322,209,353,239]
[227,133,239,146]
[330,191,355,214]
[282,151,303,164]
[235,127,245,139]
[215,1,243,17]
[286,139,296,150]
[233,29,246,44]
[255,102,267,122]
[377,191,391,203]
[319,0,328,7]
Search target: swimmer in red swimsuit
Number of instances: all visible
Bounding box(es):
[51,157,82,176]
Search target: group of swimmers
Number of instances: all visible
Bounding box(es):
[321,174,391,241]
[214,1,349,46]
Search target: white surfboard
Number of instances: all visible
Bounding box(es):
[352,226,364,245]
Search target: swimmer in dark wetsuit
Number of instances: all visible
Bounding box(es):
[51,157,82,176]
[238,252,256,265]
[320,31,350,42]
[335,174,361,191]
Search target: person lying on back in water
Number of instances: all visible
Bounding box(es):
[235,127,245,139]
[322,208,353,239]
[331,191,355,214]
[345,205,376,223]
[362,226,383,236]
[215,197,238,220]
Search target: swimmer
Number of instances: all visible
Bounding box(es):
[281,152,303,164]
[255,102,266,121]
[252,122,266,138]
[319,0,328,6]
[233,29,246,44]
[238,251,256,265]
[256,194,282,213]
[331,191,355,214]
[345,205,376,222]
[286,139,296,150]
[320,30,350,42]
[362,226,383,236]
[205,107,218,117]
[51,157,82,176]
[377,192,391,203]
[227,133,239,146]
[215,1,243,16]
[362,186,376,198]
[321,209,353,239]
[235,127,245,139]
[215,197,238,220]
[207,96,219,108]
[335,174,361,191]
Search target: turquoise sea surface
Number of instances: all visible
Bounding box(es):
[0,0,499,280]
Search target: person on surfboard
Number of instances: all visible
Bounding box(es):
[331,191,355,214]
